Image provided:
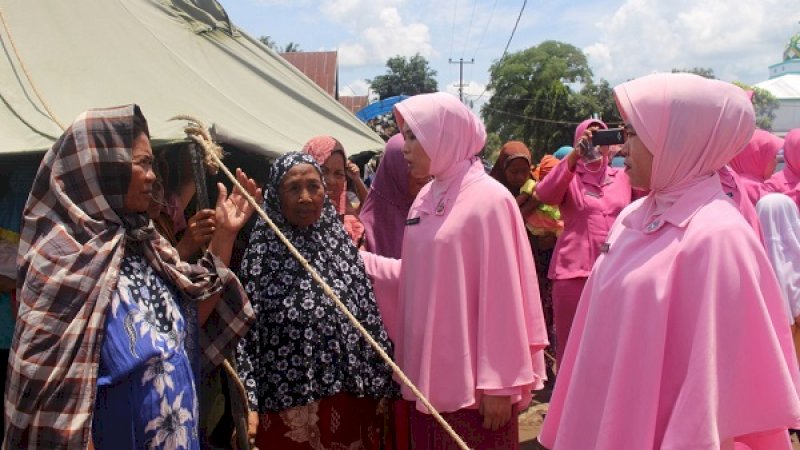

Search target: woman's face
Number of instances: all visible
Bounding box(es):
[621,124,653,189]
[401,122,432,178]
[124,133,157,213]
[279,163,325,228]
[504,158,531,191]
[320,147,346,196]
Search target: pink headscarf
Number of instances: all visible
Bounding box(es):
[573,118,609,185]
[364,92,547,413]
[302,135,348,214]
[784,128,800,177]
[730,129,783,180]
[359,134,413,258]
[394,92,486,177]
[614,73,755,222]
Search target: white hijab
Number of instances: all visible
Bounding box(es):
[756,193,800,325]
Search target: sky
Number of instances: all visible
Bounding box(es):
[223,0,799,107]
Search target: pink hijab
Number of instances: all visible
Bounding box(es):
[394,92,486,177]
[359,134,413,258]
[302,135,348,214]
[784,128,800,176]
[614,73,756,222]
[730,129,783,180]
[362,92,547,413]
[573,118,609,185]
[540,73,800,449]
[765,129,800,206]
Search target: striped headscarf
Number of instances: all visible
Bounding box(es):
[5,105,254,448]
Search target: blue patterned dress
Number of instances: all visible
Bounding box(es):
[92,252,200,450]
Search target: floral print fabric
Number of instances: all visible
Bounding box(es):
[236,152,397,412]
[92,252,199,450]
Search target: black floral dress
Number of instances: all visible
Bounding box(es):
[236,152,397,448]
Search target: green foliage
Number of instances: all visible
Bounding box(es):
[482,132,503,164]
[283,42,301,53]
[368,54,438,99]
[733,81,779,130]
[481,41,597,161]
[258,36,277,50]
[671,67,716,79]
[257,36,300,53]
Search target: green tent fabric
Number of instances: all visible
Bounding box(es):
[0,0,384,157]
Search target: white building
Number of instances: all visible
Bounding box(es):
[755,31,800,136]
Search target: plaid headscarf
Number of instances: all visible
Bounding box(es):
[5,105,254,449]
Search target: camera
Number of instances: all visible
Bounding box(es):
[592,128,625,146]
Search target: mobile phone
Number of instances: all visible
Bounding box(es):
[592,128,625,146]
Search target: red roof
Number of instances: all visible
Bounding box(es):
[339,95,369,114]
[280,51,338,96]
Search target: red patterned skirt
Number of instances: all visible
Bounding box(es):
[255,393,386,449]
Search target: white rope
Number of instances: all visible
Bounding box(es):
[171,116,472,450]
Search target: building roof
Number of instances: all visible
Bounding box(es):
[338,96,369,114]
[280,51,339,97]
[756,74,800,99]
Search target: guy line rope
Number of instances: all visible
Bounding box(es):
[171,115,472,450]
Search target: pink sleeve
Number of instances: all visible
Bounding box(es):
[535,160,575,206]
[360,250,402,341]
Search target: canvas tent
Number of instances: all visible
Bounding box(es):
[0,0,385,157]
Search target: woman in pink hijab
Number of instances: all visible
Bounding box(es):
[765,128,800,208]
[303,136,365,245]
[360,92,548,450]
[539,73,800,450]
[535,118,634,365]
[729,128,784,205]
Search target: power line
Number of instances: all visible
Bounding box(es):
[460,0,479,59]
[472,0,528,104]
[468,0,498,84]
[481,105,584,126]
[448,0,459,82]
[471,0,498,62]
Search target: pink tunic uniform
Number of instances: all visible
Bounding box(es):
[361,93,548,417]
[540,73,800,450]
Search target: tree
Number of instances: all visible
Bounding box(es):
[575,79,622,126]
[368,54,438,99]
[671,67,716,79]
[258,36,277,50]
[481,41,593,160]
[283,42,301,53]
[733,81,779,131]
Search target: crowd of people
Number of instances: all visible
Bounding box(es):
[0,73,799,450]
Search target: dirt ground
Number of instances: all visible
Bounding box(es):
[516,392,800,449]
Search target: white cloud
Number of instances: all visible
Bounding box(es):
[319,0,435,66]
[584,0,798,85]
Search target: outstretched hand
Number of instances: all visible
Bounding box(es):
[214,168,263,236]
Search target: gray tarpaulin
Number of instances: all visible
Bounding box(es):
[0,0,384,157]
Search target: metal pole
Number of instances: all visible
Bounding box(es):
[448,58,474,103]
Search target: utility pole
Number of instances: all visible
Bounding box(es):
[449,58,474,103]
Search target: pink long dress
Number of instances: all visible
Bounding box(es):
[539,73,800,450]
[361,92,548,450]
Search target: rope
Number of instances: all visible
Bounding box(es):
[0,7,66,131]
[171,116,472,450]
